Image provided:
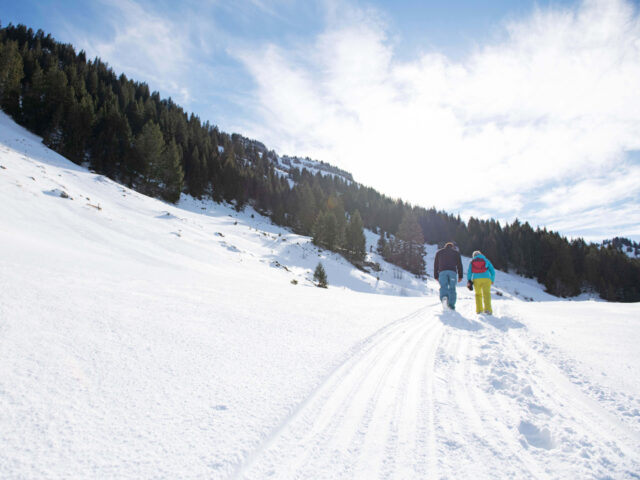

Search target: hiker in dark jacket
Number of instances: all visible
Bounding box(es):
[434,242,464,310]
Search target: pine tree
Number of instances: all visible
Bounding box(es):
[345,209,366,262]
[62,93,95,164]
[313,262,328,288]
[377,231,387,255]
[133,120,165,192]
[90,99,132,178]
[397,212,426,275]
[186,145,204,198]
[323,212,339,250]
[296,184,317,235]
[332,203,347,251]
[312,210,339,250]
[159,139,184,203]
[312,211,327,247]
[221,147,238,203]
[41,65,71,151]
[0,40,24,116]
[21,61,45,133]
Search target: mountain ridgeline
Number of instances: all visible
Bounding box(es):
[603,237,640,259]
[1,24,639,301]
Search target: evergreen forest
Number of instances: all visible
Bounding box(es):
[1,24,639,301]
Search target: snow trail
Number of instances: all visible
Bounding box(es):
[235,305,444,479]
[235,303,640,479]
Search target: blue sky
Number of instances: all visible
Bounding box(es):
[2,0,640,242]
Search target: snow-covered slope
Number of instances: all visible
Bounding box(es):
[602,238,640,259]
[277,154,354,183]
[1,111,639,479]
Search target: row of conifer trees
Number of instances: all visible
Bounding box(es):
[1,23,639,301]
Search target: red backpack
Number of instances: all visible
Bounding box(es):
[471,258,487,274]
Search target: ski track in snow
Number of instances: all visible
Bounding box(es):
[234,302,640,479]
[234,305,441,479]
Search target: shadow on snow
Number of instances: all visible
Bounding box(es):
[483,315,525,331]
[437,310,525,332]
[437,311,484,331]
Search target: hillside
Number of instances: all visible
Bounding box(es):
[2,23,640,301]
[2,112,640,478]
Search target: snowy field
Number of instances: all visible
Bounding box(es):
[0,111,639,479]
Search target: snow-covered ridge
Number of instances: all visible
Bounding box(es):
[233,134,353,184]
[602,237,640,259]
[1,111,639,479]
[278,154,354,182]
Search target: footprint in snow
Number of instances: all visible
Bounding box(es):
[518,420,555,450]
[527,402,553,416]
[475,355,491,366]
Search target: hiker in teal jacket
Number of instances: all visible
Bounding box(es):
[467,251,496,314]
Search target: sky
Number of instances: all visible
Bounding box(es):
[2,0,640,242]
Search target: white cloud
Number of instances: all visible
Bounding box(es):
[536,165,640,216]
[538,201,640,242]
[234,0,640,240]
[65,0,199,106]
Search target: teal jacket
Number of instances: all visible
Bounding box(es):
[467,254,496,283]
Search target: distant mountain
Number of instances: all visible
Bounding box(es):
[602,237,640,259]
[278,155,354,182]
[233,135,354,183]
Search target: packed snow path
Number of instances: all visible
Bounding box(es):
[235,302,640,480]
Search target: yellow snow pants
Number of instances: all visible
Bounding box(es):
[473,278,492,314]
